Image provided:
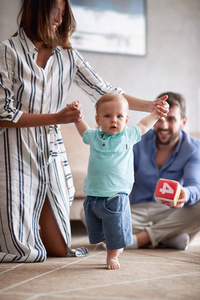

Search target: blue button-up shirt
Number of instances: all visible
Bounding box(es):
[129,129,200,206]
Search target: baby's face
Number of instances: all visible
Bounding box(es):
[96,100,129,135]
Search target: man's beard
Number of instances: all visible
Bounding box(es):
[155,129,179,145]
[156,136,172,145]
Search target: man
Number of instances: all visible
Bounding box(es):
[129,92,200,250]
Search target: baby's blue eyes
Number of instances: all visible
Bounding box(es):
[104,115,123,118]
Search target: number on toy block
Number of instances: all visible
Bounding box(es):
[159,182,174,195]
[154,178,181,207]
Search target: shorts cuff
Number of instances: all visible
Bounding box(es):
[106,239,133,250]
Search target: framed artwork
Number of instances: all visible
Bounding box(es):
[70,0,146,56]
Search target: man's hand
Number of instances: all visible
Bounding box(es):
[175,186,188,208]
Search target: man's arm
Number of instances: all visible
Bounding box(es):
[181,143,200,206]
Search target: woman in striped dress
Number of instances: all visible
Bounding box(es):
[0,0,168,262]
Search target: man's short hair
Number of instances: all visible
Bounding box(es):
[157,92,186,119]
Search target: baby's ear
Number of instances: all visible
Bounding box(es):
[95,115,100,126]
[126,115,129,124]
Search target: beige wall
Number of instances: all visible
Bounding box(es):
[1,0,200,132]
[0,0,21,41]
[67,0,200,132]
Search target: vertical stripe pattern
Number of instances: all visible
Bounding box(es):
[0,28,124,262]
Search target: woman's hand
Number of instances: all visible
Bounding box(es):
[0,101,83,128]
[150,95,169,121]
[56,101,83,124]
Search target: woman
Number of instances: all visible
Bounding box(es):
[0,0,168,262]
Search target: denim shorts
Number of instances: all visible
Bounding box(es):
[83,193,133,250]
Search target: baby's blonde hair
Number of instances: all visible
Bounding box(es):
[95,93,129,115]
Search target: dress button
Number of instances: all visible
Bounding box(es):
[102,144,105,146]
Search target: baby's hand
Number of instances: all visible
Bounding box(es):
[68,101,81,110]
[67,101,83,121]
[154,97,169,120]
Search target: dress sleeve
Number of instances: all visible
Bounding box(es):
[73,49,125,102]
[0,43,23,125]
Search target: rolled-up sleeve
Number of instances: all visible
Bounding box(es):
[0,43,23,126]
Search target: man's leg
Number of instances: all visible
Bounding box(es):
[130,202,170,248]
[146,201,200,248]
[130,202,200,249]
[161,233,190,250]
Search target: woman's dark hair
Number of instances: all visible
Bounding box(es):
[17,0,76,48]
[157,92,186,119]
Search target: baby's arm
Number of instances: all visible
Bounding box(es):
[75,118,90,137]
[137,111,159,136]
[137,100,169,136]
[69,101,89,137]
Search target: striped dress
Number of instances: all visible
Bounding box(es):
[0,29,124,262]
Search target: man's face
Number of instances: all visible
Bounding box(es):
[154,105,187,146]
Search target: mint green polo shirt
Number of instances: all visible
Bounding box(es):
[83,126,141,197]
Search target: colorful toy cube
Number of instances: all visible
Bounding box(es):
[154,178,180,207]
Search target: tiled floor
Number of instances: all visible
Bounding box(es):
[0,223,200,300]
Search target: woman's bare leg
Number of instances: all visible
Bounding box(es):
[39,198,68,257]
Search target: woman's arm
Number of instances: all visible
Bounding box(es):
[0,105,82,128]
[73,50,168,119]
[123,94,169,120]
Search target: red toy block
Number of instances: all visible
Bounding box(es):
[154,178,180,207]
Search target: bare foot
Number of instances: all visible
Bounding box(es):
[107,256,120,269]
[106,248,123,270]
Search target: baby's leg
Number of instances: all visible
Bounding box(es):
[107,248,123,270]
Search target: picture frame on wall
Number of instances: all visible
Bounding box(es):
[70,0,146,56]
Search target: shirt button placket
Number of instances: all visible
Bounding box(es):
[102,137,106,147]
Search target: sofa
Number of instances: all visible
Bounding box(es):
[60,124,91,220]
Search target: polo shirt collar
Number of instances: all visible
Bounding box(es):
[98,127,125,139]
